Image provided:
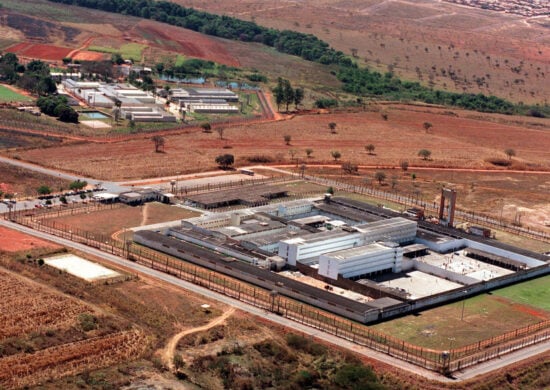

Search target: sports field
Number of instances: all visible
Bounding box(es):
[0,85,31,102]
[372,277,550,349]
[493,275,550,311]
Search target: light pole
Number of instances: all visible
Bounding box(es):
[461,291,468,321]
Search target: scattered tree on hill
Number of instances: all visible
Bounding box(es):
[327,186,335,195]
[216,127,225,140]
[374,171,386,185]
[505,148,516,160]
[215,154,234,169]
[288,149,297,160]
[329,122,337,134]
[391,175,399,189]
[331,150,341,161]
[400,160,409,172]
[294,87,304,110]
[69,180,88,190]
[365,144,375,155]
[152,135,165,153]
[37,185,52,195]
[423,122,433,133]
[201,122,212,133]
[341,162,358,174]
[418,149,432,160]
[273,78,301,112]
[305,148,313,158]
[381,112,388,121]
[284,135,292,145]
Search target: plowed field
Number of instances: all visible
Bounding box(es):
[5,42,72,61]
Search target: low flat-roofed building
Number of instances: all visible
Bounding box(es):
[319,242,403,280]
[354,217,417,244]
[279,230,362,266]
[119,188,159,205]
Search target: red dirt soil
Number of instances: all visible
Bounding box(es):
[135,21,240,67]
[0,226,59,252]
[71,51,107,61]
[5,42,73,61]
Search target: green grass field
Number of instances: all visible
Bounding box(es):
[372,288,550,350]
[88,43,146,61]
[0,85,31,102]
[174,54,186,67]
[493,275,550,311]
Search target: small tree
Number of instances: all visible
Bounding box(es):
[341,162,358,174]
[381,112,388,121]
[418,149,432,160]
[283,134,292,145]
[327,186,335,195]
[400,160,409,172]
[391,175,399,189]
[37,185,52,195]
[215,127,224,140]
[152,135,165,153]
[215,154,234,169]
[504,148,516,160]
[305,148,313,158]
[374,171,386,185]
[331,150,341,161]
[365,144,375,155]
[288,149,297,160]
[200,122,212,133]
[423,122,433,133]
[69,180,88,190]
[328,122,337,134]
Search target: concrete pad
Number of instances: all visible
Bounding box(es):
[45,253,120,282]
[377,270,463,299]
[80,120,111,129]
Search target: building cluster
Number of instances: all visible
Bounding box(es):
[444,0,549,16]
[62,80,176,122]
[172,198,417,281]
[163,87,240,114]
[131,191,548,323]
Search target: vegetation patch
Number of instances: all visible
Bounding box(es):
[0,85,31,102]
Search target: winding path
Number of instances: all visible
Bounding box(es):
[161,307,236,371]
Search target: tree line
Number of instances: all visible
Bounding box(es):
[46,0,353,67]
[0,54,56,96]
[336,67,526,115]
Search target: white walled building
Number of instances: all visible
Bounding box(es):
[319,242,403,280]
[355,217,417,244]
[279,231,363,266]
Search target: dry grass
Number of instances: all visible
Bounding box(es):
[180,0,550,104]
[12,106,550,181]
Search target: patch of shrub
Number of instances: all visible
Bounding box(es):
[78,313,98,331]
[485,158,511,167]
[246,155,274,163]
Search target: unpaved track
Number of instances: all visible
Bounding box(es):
[161,307,236,371]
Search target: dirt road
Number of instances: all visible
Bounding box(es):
[161,307,236,371]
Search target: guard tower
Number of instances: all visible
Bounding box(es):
[439,188,457,227]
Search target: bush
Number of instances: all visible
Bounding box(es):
[78,313,98,331]
[315,98,338,109]
[247,155,274,163]
[332,364,384,389]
